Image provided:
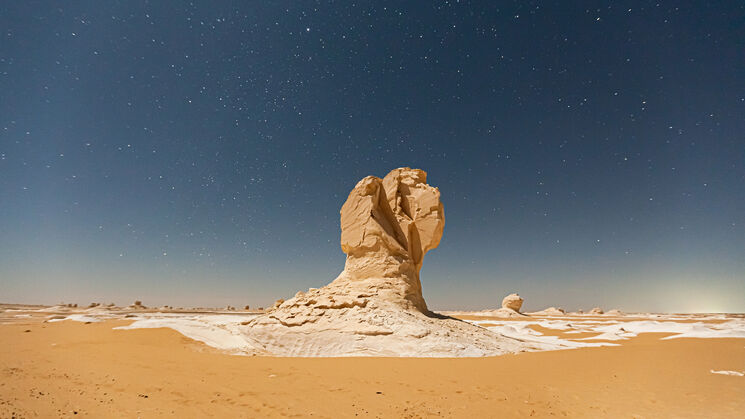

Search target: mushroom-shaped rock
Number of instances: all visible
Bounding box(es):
[589,307,604,315]
[239,168,559,356]
[338,168,444,312]
[501,294,523,312]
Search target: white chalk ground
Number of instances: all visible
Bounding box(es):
[114,314,260,354]
[710,370,744,377]
[47,314,103,323]
[468,317,745,342]
[35,310,745,357]
[468,320,617,348]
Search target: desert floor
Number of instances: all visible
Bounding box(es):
[1,310,744,418]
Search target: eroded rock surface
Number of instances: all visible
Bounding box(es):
[329,169,441,312]
[240,168,555,356]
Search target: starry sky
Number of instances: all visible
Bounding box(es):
[1,2,744,312]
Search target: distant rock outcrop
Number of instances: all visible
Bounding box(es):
[128,301,147,310]
[589,307,604,315]
[469,293,527,318]
[240,168,551,356]
[527,307,566,316]
[501,294,523,312]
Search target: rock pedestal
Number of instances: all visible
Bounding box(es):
[241,168,549,356]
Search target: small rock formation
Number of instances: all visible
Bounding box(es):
[501,294,523,312]
[240,168,554,356]
[468,302,571,318]
[463,294,525,317]
[589,307,604,315]
[88,302,100,308]
[129,301,147,310]
[527,307,566,316]
[467,293,528,317]
[244,305,250,311]
[604,309,622,316]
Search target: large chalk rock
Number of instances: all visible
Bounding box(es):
[334,167,444,312]
[240,168,557,356]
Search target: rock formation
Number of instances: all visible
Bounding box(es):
[501,294,523,312]
[240,168,556,356]
[527,307,566,316]
[589,307,604,315]
[465,293,527,318]
[128,301,147,310]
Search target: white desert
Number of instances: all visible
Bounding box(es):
[2,169,744,418]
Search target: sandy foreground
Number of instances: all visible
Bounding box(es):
[2,308,744,418]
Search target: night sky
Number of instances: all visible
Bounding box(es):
[1,2,744,312]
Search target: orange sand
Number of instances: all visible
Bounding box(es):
[1,317,744,418]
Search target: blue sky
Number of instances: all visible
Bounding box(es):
[1,1,743,312]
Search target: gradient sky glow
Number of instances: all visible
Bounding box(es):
[1,2,744,312]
